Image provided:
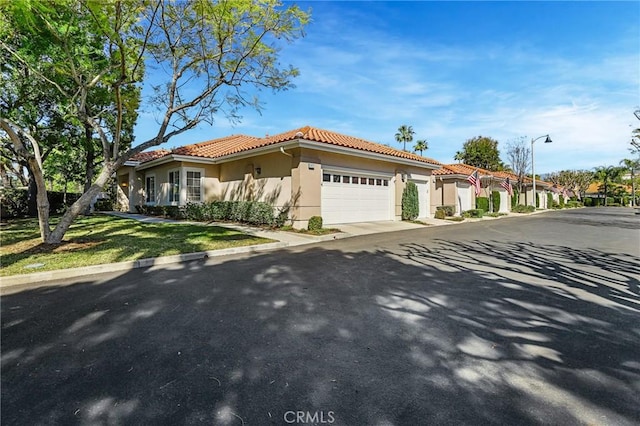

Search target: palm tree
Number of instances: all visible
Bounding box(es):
[395,125,415,152]
[620,158,640,206]
[413,139,428,156]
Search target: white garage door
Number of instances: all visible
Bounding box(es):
[499,190,509,213]
[458,184,473,214]
[321,170,392,224]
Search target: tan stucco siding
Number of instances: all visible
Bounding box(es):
[217,152,293,208]
[290,149,321,227]
[116,166,144,212]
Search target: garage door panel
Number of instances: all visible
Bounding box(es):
[321,171,391,224]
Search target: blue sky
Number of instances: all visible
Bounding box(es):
[134,1,640,174]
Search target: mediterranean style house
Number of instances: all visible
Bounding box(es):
[116,126,442,228]
[431,164,515,215]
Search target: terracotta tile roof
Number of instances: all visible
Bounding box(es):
[139,126,441,166]
[130,149,170,163]
[262,126,441,165]
[433,163,494,177]
[171,134,261,158]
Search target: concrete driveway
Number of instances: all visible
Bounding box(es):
[1,208,639,425]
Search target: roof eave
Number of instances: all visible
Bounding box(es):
[297,139,441,170]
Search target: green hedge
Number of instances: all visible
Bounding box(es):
[462,209,484,218]
[536,193,540,208]
[547,193,553,209]
[402,182,419,221]
[511,189,519,209]
[181,200,278,226]
[476,197,489,212]
[0,188,82,218]
[559,195,565,208]
[512,204,535,213]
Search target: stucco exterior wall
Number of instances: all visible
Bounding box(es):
[124,146,436,226]
[218,152,293,209]
[116,166,144,212]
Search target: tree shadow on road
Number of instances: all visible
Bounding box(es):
[1,237,639,425]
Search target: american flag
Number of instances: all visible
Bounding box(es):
[500,177,513,196]
[467,170,481,196]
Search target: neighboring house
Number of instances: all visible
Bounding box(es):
[431,164,514,215]
[116,126,441,228]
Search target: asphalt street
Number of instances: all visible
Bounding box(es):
[2,208,639,425]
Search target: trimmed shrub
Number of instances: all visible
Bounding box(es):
[308,215,323,231]
[511,189,519,209]
[584,197,593,206]
[512,204,535,213]
[0,188,29,218]
[274,207,290,228]
[442,205,455,217]
[182,200,278,226]
[462,209,484,218]
[559,196,565,208]
[94,199,114,211]
[163,206,184,219]
[0,188,82,218]
[476,197,489,213]
[547,193,553,209]
[535,193,540,208]
[434,209,446,220]
[436,205,455,217]
[605,197,614,206]
[246,202,274,225]
[566,200,582,208]
[491,191,500,213]
[401,182,419,221]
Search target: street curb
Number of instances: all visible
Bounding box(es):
[0,241,287,291]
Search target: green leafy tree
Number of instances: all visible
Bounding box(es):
[0,0,310,244]
[619,158,639,206]
[455,136,505,171]
[395,125,415,152]
[593,166,625,206]
[544,170,593,200]
[413,139,428,156]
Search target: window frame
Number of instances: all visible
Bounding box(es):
[145,174,156,204]
[168,169,180,205]
[185,168,204,203]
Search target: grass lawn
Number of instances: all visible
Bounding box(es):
[0,215,272,276]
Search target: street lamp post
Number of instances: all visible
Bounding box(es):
[531,134,552,208]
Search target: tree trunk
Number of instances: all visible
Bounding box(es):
[27,172,38,217]
[46,163,114,244]
[83,123,95,214]
[26,157,52,241]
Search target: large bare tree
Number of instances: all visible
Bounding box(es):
[505,136,530,195]
[0,0,309,243]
